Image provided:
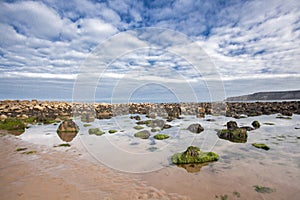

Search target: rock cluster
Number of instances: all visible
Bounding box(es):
[0,100,299,121]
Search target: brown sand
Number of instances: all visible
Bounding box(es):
[0,135,187,200]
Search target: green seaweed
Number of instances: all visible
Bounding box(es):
[0,118,26,134]
[252,143,270,150]
[153,134,169,140]
[54,143,71,147]
[83,123,92,127]
[16,147,28,152]
[22,150,37,155]
[254,185,275,193]
[172,146,219,164]
[134,130,150,139]
[133,125,144,130]
[233,191,240,198]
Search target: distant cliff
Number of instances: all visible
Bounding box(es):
[226,90,300,101]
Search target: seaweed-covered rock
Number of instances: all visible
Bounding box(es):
[187,123,204,133]
[133,125,144,130]
[108,130,117,134]
[153,134,169,140]
[0,118,26,135]
[217,128,247,143]
[227,121,238,130]
[88,128,105,136]
[240,126,255,131]
[252,121,260,129]
[252,143,270,150]
[172,146,219,164]
[134,130,150,139]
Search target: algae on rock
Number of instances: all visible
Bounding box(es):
[153,134,169,140]
[172,146,219,164]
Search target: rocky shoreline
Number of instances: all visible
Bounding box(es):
[0,100,299,121]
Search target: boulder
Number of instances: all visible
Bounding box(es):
[134,130,150,139]
[217,128,247,143]
[187,123,204,133]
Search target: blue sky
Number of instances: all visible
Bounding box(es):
[0,0,299,102]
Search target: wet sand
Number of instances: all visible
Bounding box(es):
[0,135,187,200]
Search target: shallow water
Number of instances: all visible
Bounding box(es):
[19,114,300,199]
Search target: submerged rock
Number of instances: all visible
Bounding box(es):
[252,143,270,150]
[153,134,169,140]
[88,128,105,136]
[187,123,204,133]
[134,130,150,139]
[172,146,219,164]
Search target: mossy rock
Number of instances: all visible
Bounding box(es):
[54,143,71,147]
[83,123,92,127]
[217,128,247,143]
[172,146,219,164]
[136,120,152,125]
[134,130,150,139]
[88,128,105,136]
[0,118,26,135]
[133,125,144,130]
[252,143,270,150]
[108,129,117,134]
[252,121,260,129]
[153,134,169,140]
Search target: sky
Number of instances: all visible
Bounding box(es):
[0,0,299,102]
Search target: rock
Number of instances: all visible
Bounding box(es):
[217,128,247,143]
[187,123,204,133]
[133,125,144,130]
[172,146,219,164]
[148,119,165,128]
[252,121,260,129]
[252,143,270,150]
[130,115,141,120]
[153,134,169,140]
[162,124,172,129]
[108,130,117,134]
[57,120,79,133]
[136,120,152,125]
[134,130,150,139]
[151,127,161,132]
[227,121,238,130]
[0,114,7,120]
[88,128,105,136]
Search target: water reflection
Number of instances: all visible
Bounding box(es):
[177,163,208,173]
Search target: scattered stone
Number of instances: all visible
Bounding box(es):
[134,130,150,139]
[187,123,204,133]
[153,134,169,140]
[136,120,152,125]
[252,143,270,150]
[22,150,37,155]
[276,114,292,120]
[148,119,165,128]
[88,128,105,136]
[130,115,141,120]
[252,121,261,129]
[172,146,219,164]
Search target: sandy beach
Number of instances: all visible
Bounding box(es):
[0,134,187,200]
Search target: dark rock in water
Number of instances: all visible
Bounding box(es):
[252,143,270,150]
[227,121,238,131]
[130,115,141,120]
[136,120,152,125]
[134,130,150,139]
[205,119,216,122]
[187,123,204,133]
[172,146,219,164]
[252,121,261,129]
[217,128,247,143]
[240,126,255,131]
[88,128,105,136]
[57,120,79,142]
